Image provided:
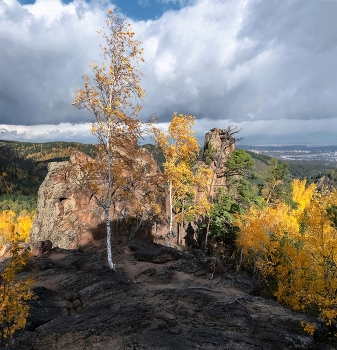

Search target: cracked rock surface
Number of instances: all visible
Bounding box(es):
[5,239,336,350]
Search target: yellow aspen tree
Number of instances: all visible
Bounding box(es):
[0,210,34,246]
[154,113,211,246]
[15,210,35,243]
[0,242,35,347]
[237,179,337,329]
[292,189,337,325]
[73,8,146,269]
[174,164,212,247]
[0,211,16,245]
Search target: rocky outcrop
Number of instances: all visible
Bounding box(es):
[202,128,236,193]
[30,152,104,249]
[8,241,336,350]
[30,129,238,250]
[30,150,167,250]
[316,175,334,191]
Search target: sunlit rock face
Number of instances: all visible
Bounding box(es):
[30,128,236,250]
[30,152,103,249]
[202,127,236,192]
[30,150,167,249]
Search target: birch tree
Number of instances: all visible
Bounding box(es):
[154,113,211,246]
[72,8,145,270]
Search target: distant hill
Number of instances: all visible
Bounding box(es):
[241,148,337,183]
[0,140,96,162]
[0,140,165,199]
[0,140,335,208]
[0,140,97,197]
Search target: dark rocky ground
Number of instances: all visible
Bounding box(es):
[4,240,337,350]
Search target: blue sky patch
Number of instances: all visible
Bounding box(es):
[17,0,183,21]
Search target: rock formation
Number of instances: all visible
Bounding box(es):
[30,150,167,249]
[30,129,237,250]
[6,240,335,350]
[202,127,236,195]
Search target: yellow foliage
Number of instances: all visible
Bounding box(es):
[0,210,35,246]
[153,113,212,244]
[72,8,151,269]
[237,179,337,326]
[301,321,316,336]
[0,242,35,346]
[15,211,35,242]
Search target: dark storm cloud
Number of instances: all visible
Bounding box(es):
[232,0,337,121]
[134,0,337,124]
[1,0,337,143]
[0,0,103,125]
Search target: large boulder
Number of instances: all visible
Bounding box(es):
[30,152,104,249]
[30,150,167,249]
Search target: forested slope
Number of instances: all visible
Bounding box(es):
[0,140,335,212]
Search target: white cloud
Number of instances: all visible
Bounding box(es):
[0,0,106,125]
[3,117,337,145]
[1,0,337,144]
[0,123,95,143]
[153,51,178,82]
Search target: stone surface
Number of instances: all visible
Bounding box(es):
[30,153,100,249]
[128,239,182,263]
[6,241,336,350]
[202,127,236,192]
[30,150,167,249]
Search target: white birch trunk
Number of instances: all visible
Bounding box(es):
[105,127,115,270]
[105,208,115,270]
[169,180,173,246]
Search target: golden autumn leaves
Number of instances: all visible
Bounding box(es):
[0,211,35,345]
[0,210,34,246]
[237,179,337,331]
[72,8,150,269]
[153,113,212,245]
[0,243,35,346]
[72,7,213,262]
[73,7,145,125]
[71,7,337,336]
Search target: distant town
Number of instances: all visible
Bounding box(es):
[239,145,337,163]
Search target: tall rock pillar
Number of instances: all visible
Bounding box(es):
[202,128,236,197]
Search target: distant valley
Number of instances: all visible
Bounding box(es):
[240,144,337,163]
[0,140,336,203]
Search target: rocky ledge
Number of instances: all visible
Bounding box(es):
[5,240,336,350]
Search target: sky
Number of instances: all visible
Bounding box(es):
[1,0,337,145]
